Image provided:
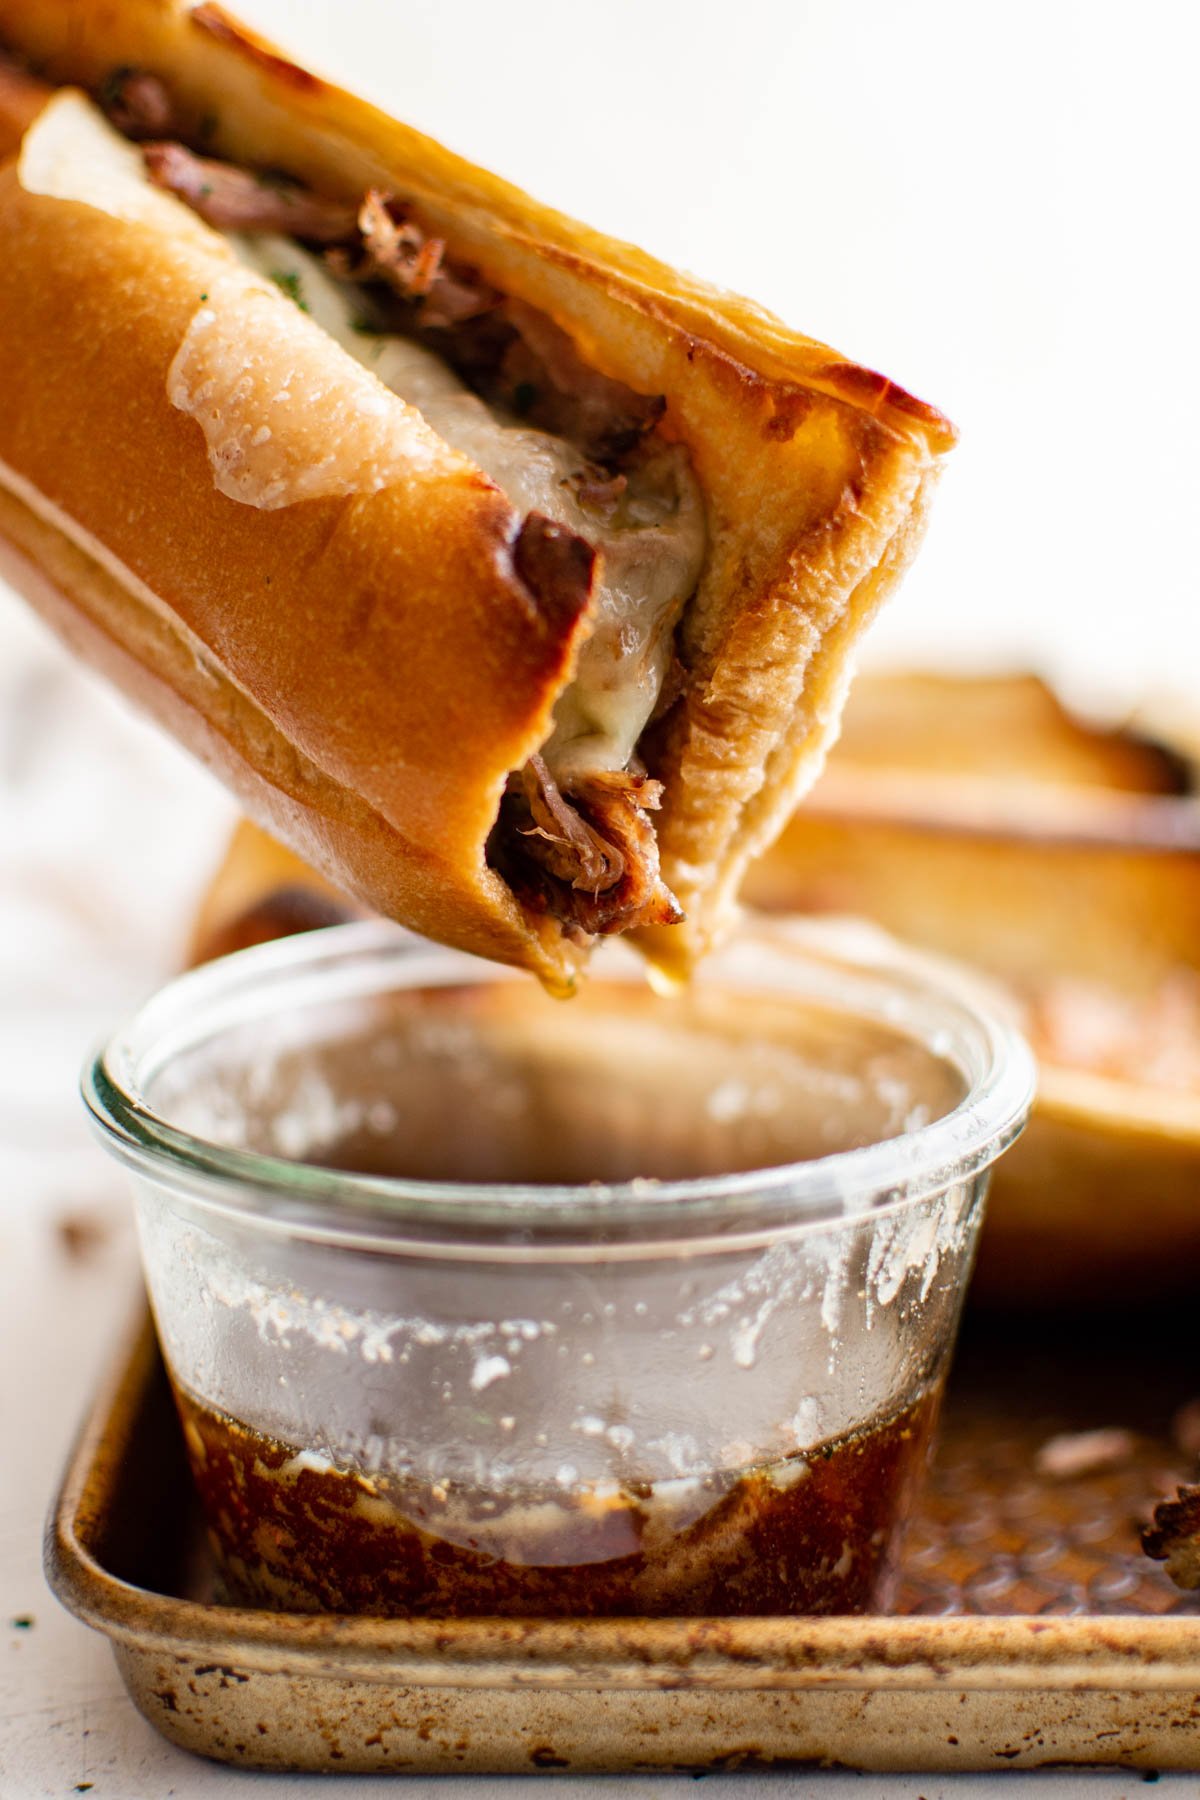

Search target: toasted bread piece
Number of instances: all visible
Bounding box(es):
[186,817,356,966]
[746,672,1200,1000]
[743,669,1200,1304]
[823,671,1193,795]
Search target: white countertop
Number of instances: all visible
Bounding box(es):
[1,0,1198,1790]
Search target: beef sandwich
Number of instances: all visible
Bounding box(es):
[0,0,955,991]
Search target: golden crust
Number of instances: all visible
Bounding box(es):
[745,673,1200,995]
[0,478,580,979]
[185,817,354,966]
[742,669,1200,1305]
[0,163,593,989]
[0,0,955,977]
[819,672,1196,794]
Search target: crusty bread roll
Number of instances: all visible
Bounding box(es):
[187,817,357,968]
[0,0,955,990]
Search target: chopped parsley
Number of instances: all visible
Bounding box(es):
[97,66,135,113]
[269,269,309,313]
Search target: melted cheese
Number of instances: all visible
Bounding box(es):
[166,276,446,509]
[18,93,707,781]
[235,237,706,779]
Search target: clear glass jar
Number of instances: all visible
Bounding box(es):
[84,918,1034,1618]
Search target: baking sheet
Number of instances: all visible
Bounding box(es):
[44,1300,1200,1773]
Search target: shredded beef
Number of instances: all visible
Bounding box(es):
[101,67,175,138]
[352,189,498,328]
[517,755,623,895]
[499,300,666,460]
[144,141,359,241]
[357,190,445,301]
[572,471,628,513]
[139,123,665,460]
[346,199,663,454]
[567,769,683,935]
[494,759,682,940]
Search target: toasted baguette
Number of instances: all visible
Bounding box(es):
[0,0,954,987]
[743,669,1200,1304]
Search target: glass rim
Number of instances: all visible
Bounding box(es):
[82,918,1037,1251]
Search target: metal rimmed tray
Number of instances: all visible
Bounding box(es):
[46,1303,1200,1774]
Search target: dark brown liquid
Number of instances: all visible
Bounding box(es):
[176,1384,940,1618]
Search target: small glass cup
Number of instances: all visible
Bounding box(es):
[84,918,1033,1618]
